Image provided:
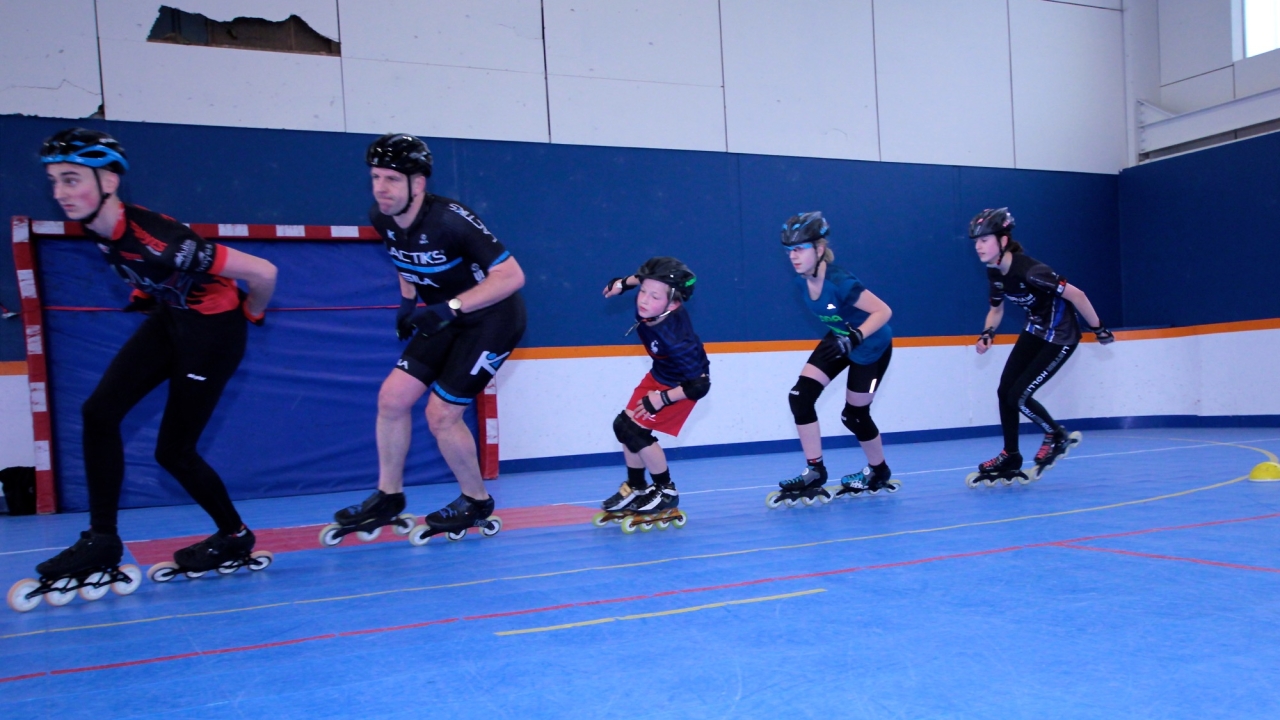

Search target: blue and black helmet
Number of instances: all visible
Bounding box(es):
[366,133,433,178]
[636,256,696,301]
[40,128,129,174]
[781,211,829,247]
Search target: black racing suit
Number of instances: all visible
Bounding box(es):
[987,253,1081,454]
[371,195,526,404]
[81,204,248,535]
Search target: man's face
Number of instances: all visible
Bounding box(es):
[371,167,412,215]
[46,163,113,221]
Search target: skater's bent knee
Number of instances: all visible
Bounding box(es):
[154,444,199,474]
[788,376,824,425]
[613,412,656,453]
[840,403,879,442]
[81,394,126,429]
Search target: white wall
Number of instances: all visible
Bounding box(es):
[0,0,1132,173]
[493,327,1280,462]
[1154,0,1280,113]
[0,374,36,469]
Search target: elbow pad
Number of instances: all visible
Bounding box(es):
[680,376,710,401]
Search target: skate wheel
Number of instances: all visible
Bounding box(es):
[112,565,142,596]
[1066,431,1082,449]
[356,527,382,542]
[800,496,815,507]
[765,491,783,509]
[216,561,239,575]
[620,516,638,534]
[147,562,179,583]
[480,517,502,538]
[408,524,431,546]
[638,519,654,533]
[7,579,42,613]
[1017,472,1034,485]
[1000,476,1014,486]
[964,472,982,489]
[591,512,610,528]
[983,478,997,488]
[656,520,670,530]
[79,572,111,601]
[887,480,901,493]
[446,529,467,542]
[185,570,207,580]
[393,514,417,536]
[248,551,273,571]
[319,524,344,548]
[817,491,832,504]
[783,497,799,508]
[672,513,687,529]
[45,578,77,606]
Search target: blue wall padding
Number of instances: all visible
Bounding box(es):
[38,239,473,511]
[1119,131,1280,327]
[2,115,1122,359]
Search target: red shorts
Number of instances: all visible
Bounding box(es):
[627,372,697,437]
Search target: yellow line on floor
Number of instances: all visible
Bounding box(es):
[495,588,827,636]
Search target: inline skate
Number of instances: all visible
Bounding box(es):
[1031,429,1082,480]
[320,490,416,546]
[833,464,901,499]
[766,464,831,508]
[7,530,141,613]
[965,451,1030,488]
[408,494,502,545]
[593,480,649,527]
[618,483,686,534]
[147,528,272,582]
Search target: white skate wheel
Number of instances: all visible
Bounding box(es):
[783,497,798,508]
[393,514,416,536]
[480,517,502,537]
[184,570,207,580]
[408,524,431,546]
[765,491,783,509]
[656,520,670,530]
[112,565,142,596]
[591,512,610,527]
[79,572,111,601]
[45,583,76,607]
[620,516,638,535]
[964,472,982,489]
[356,527,382,542]
[7,578,42,613]
[147,562,179,583]
[446,529,467,541]
[672,513,687,529]
[887,481,901,492]
[800,496,815,507]
[248,551,273,571]
[1018,473,1034,485]
[319,524,343,547]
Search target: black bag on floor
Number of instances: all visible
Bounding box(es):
[0,467,37,515]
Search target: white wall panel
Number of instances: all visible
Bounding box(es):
[874,0,1016,168]
[721,0,880,161]
[344,59,548,142]
[339,0,544,73]
[547,75,725,151]
[543,0,723,86]
[1048,0,1121,8]
[1234,48,1280,98]
[1199,330,1280,416]
[1158,0,1234,85]
[1160,66,1235,112]
[0,376,36,469]
[1124,0,1162,166]
[1009,0,1127,174]
[0,0,102,118]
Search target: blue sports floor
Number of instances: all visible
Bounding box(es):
[3,427,1280,719]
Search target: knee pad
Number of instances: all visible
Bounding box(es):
[613,412,657,454]
[840,403,880,442]
[788,376,824,426]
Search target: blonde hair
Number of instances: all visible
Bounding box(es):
[817,240,834,265]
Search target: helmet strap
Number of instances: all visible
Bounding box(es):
[393,173,416,218]
[79,168,112,227]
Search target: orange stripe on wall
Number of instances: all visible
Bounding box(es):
[507,318,1280,361]
[0,361,28,376]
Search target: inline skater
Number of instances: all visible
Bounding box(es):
[12,128,278,610]
[966,207,1115,487]
[327,133,526,548]
[596,257,709,533]
[770,212,899,509]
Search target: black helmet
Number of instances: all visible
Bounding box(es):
[40,128,129,174]
[636,256,697,301]
[366,133,433,178]
[969,207,1015,238]
[781,211,829,247]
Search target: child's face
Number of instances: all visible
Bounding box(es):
[636,279,676,319]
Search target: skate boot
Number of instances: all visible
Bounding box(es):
[148,528,272,582]
[8,530,142,613]
[835,463,901,499]
[320,490,416,546]
[408,493,503,545]
[593,480,649,527]
[620,483,686,534]
[965,451,1030,488]
[766,464,831,508]
[1031,428,1082,480]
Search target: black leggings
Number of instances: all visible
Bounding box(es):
[82,307,247,535]
[998,332,1077,454]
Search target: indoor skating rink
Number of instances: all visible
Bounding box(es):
[4,428,1280,719]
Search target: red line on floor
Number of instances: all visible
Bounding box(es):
[7,511,1280,685]
[1059,544,1280,574]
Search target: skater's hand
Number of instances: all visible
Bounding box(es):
[640,390,667,417]
[407,302,455,337]
[603,276,632,298]
[395,295,417,340]
[630,397,657,422]
[1091,325,1115,345]
[976,327,996,354]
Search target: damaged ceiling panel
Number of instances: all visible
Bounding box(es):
[96,0,338,43]
[147,7,340,56]
[0,0,103,118]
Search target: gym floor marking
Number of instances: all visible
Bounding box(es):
[1,437,1269,642]
[1059,544,1280,574]
[493,588,828,636]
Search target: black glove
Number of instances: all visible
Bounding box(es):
[1091,325,1115,345]
[395,295,417,340]
[823,327,863,362]
[407,301,455,337]
[122,290,157,314]
[606,276,634,294]
[978,326,996,348]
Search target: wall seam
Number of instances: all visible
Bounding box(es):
[541,0,553,143]
[717,0,729,153]
[335,0,348,132]
[1006,0,1018,167]
[92,0,107,117]
[871,0,883,161]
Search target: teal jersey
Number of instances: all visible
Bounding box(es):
[796,263,892,365]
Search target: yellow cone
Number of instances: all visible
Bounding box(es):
[1249,461,1280,482]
